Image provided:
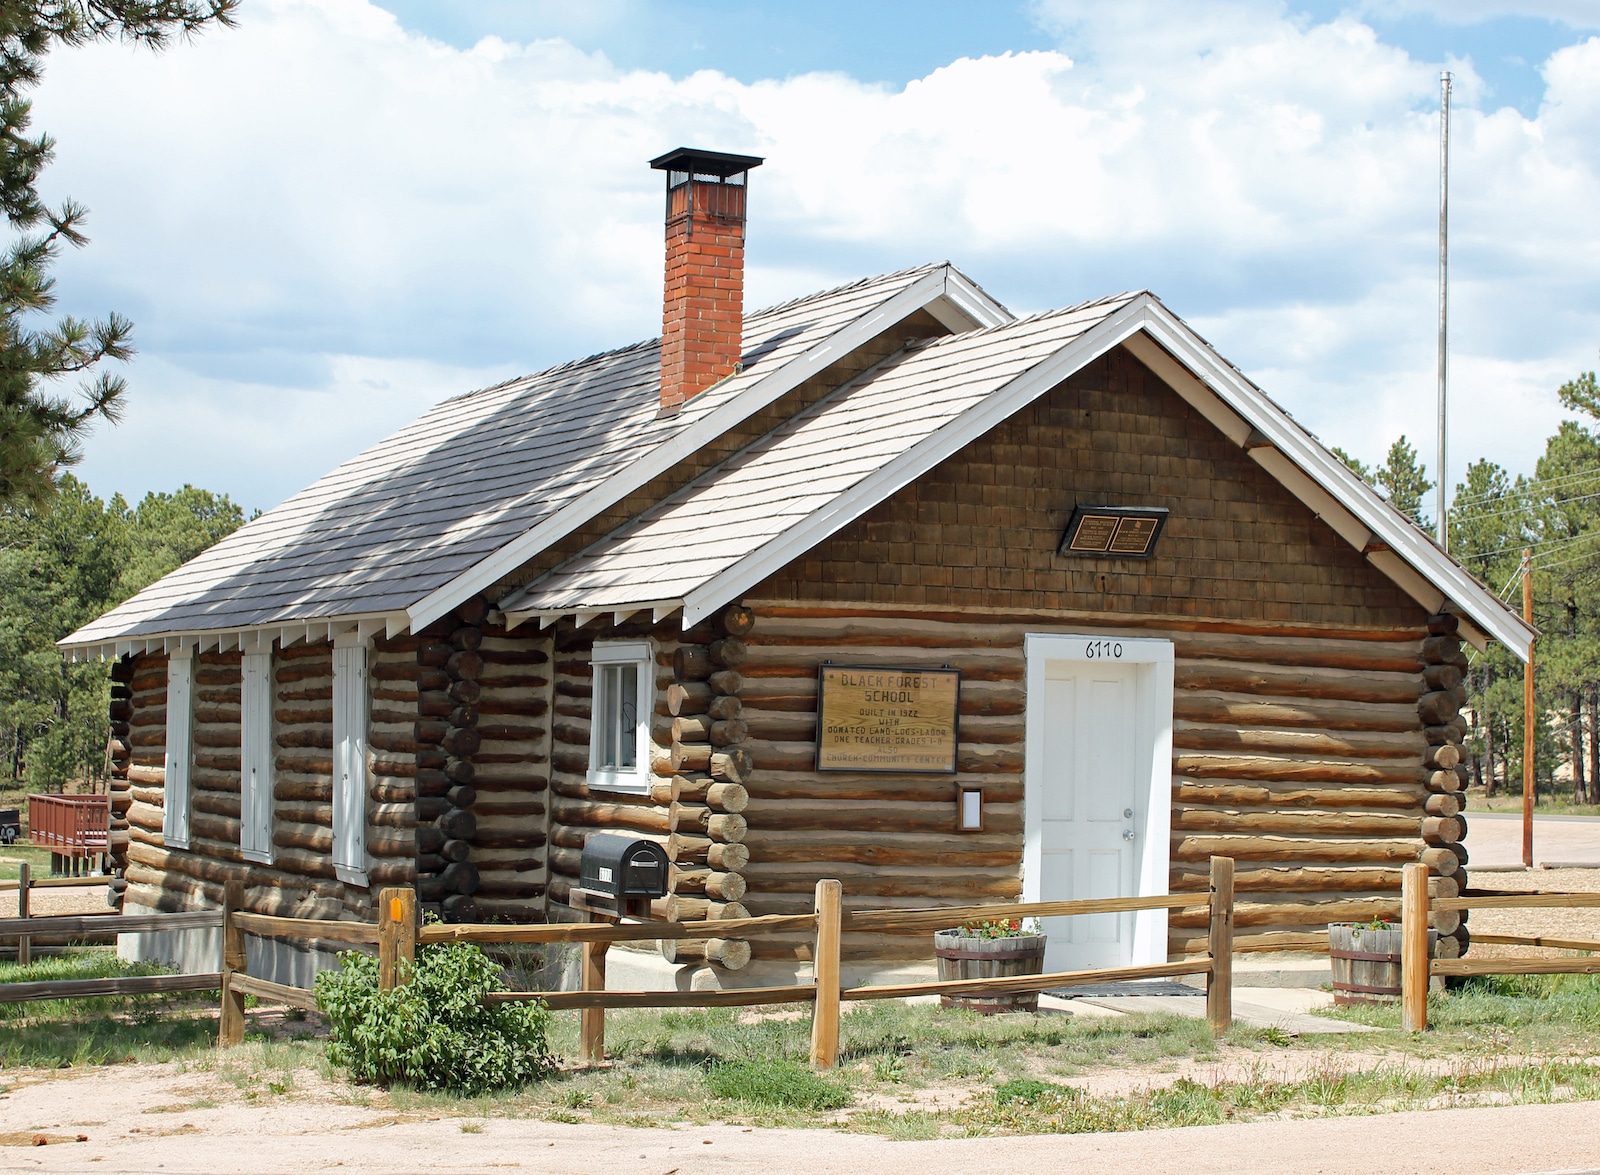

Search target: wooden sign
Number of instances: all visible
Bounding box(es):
[816,665,960,774]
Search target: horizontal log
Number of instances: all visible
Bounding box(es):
[845,894,1193,934]
[0,973,222,1004]
[658,937,752,969]
[708,669,743,696]
[1173,752,1419,786]
[743,863,1020,899]
[1433,956,1600,977]
[1172,834,1426,866]
[552,797,669,834]
[1172,808,1421,837]
[667,836,750,870]
[674,646,714,681]
[229,972,318,1012]
[1175,663,1421,704]
[1172,722,1422,760]
[1171,778,1423,811]
[843,959,1214,1003]
[1421,815,1463,844]
[667,681,711,715]
[665,896,749,922]
[670,866,747,902]
[0,911,221,937]
[420,912,816,946]
[1436,893,1600,912]
[742,798,1019,836]
[743,829,1017,869]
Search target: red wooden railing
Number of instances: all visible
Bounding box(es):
[27,793,108,860]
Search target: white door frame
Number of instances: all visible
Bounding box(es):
[1023,634,1175,966]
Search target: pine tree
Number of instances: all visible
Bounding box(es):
[1375,435,1433,530]
[0,0,236,508]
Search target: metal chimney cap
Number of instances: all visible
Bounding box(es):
[649,147,765,177]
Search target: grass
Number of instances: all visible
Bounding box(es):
[1468,791,1600,818]
[0,841,55,884]
[0,951,220,1067]
[10,952,1600,1138]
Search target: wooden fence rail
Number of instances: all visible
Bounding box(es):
[1401,862,1600,1031]
[2,864,1245,1071]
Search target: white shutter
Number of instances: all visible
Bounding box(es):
[162,647,194,850]
[240,650,275,864]
[332,640,369,885]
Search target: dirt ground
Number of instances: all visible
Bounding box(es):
[1467,867,1600,951]
[3,1057,1600,1175]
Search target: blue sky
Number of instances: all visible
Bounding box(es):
[31,0,1600,515]
[376,0,1587,116]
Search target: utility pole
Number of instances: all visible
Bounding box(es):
[1437,71,1452,550]
[1523,548,1535,868]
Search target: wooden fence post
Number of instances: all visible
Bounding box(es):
[579,940,609,1064]
[1206,855,1234,1033]
[378,887,415,990]
[219,880,247,1047]
[809,878,843,1071]
[1402,862,1430,1032]
[16,863,30,968]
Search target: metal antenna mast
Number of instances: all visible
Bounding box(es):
[1436,71,1451,549]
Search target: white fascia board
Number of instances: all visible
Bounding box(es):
[59,610,410,657]
[681,298,1155,627]
[407,267,977,633]
[927,269,1014,332]
[1132,308,1534,661]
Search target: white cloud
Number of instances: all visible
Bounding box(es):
[29,0,1600,511]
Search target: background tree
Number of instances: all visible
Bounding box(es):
[0,475,244,794]
[0,0,236,508]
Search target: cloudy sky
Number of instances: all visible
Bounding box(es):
[34,0,1600,515]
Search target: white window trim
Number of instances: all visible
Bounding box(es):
[332,633,370,887]
[162,645,194,850]
[587,639,654,795]
[240,649,275,865]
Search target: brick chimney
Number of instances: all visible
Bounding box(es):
[650,147,764,415]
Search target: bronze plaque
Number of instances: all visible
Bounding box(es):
[1108,515,1159,554]
[816,665,960,773]
[1068,514,1119,552]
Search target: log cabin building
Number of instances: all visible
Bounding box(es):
[63,148,1533,986]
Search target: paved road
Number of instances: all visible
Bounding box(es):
[13,1100,1600,1175]
[1467,811,1600,869]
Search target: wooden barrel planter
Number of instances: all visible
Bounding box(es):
[933,931,1047,1014]
[1328,923,1437,1006]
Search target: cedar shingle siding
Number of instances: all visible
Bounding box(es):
[756,348,1422,628]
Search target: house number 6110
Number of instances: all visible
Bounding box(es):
[1083,640,1124,659]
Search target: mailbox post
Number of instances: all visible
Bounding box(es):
[574,836,671,1064]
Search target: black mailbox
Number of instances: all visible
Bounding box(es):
[579,834,669,899]
[0,808,18,845]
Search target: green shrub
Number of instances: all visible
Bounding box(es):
[705,1058,851,1109]
[314,942,554,1094]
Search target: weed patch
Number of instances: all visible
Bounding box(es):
[706,1059,850,1110]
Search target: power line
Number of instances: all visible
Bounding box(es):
[1450,466,1600,507]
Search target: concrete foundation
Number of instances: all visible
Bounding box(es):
[117,901,354,987]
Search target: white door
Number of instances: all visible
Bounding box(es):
[1037,662,1142,971]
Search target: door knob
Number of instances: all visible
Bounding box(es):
[1122,829,1136,842]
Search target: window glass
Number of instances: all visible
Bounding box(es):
[598,662,639,770]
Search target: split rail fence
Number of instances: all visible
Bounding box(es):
[1399,860,1600,1032]
[0,858,1241,1070]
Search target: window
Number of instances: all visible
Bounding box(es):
[240,649,274,864]
[162,646,194,850]
[588,640,653,793]
[332,638,369,886]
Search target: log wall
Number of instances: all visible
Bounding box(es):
[119,636,416,922]
[542,611,755,969]
[733,605,1453,960]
